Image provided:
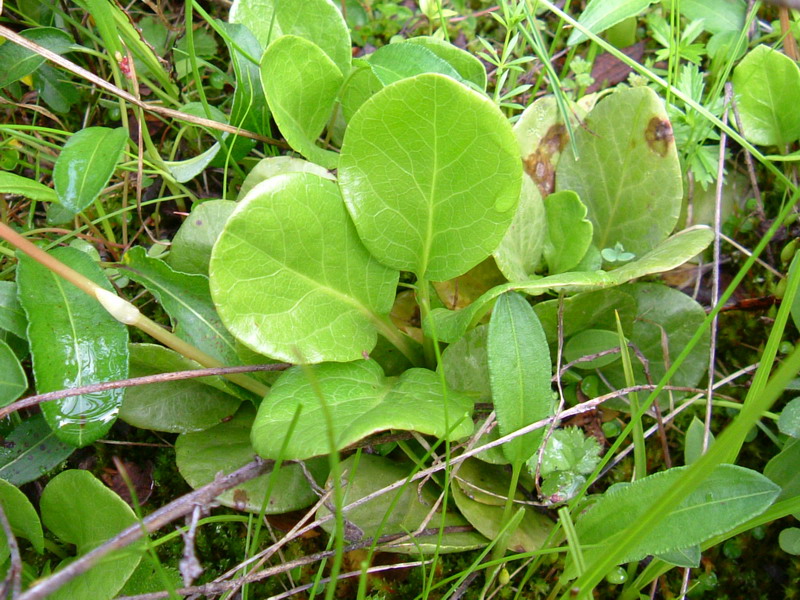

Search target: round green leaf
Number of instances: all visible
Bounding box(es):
[405,36,487,90]
[732,45,800,147]
[176,406,327,514]
[230,0,351,75]
[368,43,462,86]
[167,200,236,276]
[779,527,800,555]
[778,397,800,438]
[318,454,487,553]
[251,360,474,460]
[119,344,241,433]
[260,35,342,168]
[493,177,545,281]
[210,172,399,363]
[339,73,522,281]
[0,338,27,406]
[53,127,128,213]
[17,247,129,447]
[543,190,593,274]
[40,470,141,600]
[0,478,43,557]
[236,156,334,202]
[556,86,682,256]
[563,329,621,370]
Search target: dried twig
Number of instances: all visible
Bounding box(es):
[18,459,271,600]
[0,502,22,600]
[0,363,290,420]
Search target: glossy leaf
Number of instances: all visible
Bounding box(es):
[176,406,327,513]
[318,454,488,553]
[493,177,546,281]
[543,190,592,274]
[230,0,351,75]
[210,173,399,363]
[0,414,74,485]
[17,247,129,446]
[236,156,334,202]
[405,36,487,90]
[53,127,128,213]
[40,470,141,600]
[568,0,657,46]
[488,293,552,464]
[251,360,474,460]
[0,339,27,407]
[260,35,342,168]
[0,478,44,561]
[165,142,220,183]
[732,45,800,147]
[339,73,522,281]
[0,282,27,340]
[368,43,462,86]
[122,246,241,367]
[556,86,682,256]
[119,344,241,433]
[574,464,779,565]
[167,200,236,275]
[0,173,57,204]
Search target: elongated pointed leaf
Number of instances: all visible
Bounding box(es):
[488,293,552,464]
[426,227,712,344]
[230,0,351,75]
[568,0,656,46]
[575,464,779,565]
[0,173,57,204]
[53,127,128,213]
[40,470,141,600]
[556,86,682,256]
[251,360,473,460]
[340,73,522,281]
[0,414,74,485]
[260,35,342,168]
[17,248,129,446]
[122,246,240,367]
[210,172,399,363]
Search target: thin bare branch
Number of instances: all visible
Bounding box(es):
[18,458,271,600]
[0,363,290,420]
[0,25,288,148]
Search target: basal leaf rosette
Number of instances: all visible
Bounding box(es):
[209,172,400,364]
[339,73,522,281]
